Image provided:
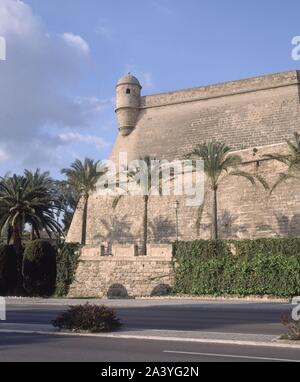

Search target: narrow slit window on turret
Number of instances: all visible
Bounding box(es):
[126,88,131,94]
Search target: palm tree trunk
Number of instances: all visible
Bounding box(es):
[13,225,23,258]
[141,195,149,256]
[211,187,218,240]
[7,226,12,245]
[30,225,35,241]
[81,194,89,245]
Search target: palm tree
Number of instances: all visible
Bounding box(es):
[61,158,106,245]
[187,142,268,240]
[264,132,300,191]
[24,168,54,189]
[55,180,80,234]
[0,173,62,293]
[0,173,62,253]
[113,156,165,256]
[24,169,57,240]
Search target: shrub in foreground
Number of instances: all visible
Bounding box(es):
[52,303,122,333]
[22,240,56,296]
[281,313,300,341]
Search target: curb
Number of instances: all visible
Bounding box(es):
[139,296,290,303]
[4,296,290,305]
[1,328,300,349]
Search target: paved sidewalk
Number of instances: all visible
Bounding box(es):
[4,296,290,307]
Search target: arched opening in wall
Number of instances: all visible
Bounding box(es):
[126,88,131,94]
[107,283,129,299]
[150,284,172,297]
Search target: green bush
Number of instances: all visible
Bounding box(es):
[174,240,231,259]
[0,244,18,295]
[174,239,300,297]
[281,313,300,340]
[55,243,80,297]
[22,240,56,296]
[232,238,300,258]
[52,303,122,333]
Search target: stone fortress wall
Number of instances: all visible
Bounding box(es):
[67,70,300,297]
[68,244,173,298]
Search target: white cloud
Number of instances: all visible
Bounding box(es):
[75,96,114,114]
[0,0,107,172]
[58,132,109,150]
[0,0,41,36]
[0,148,9,162]
[62,32,89,54]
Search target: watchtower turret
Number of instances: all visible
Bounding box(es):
[115,74,142,136]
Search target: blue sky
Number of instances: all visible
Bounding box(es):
[1,0,300,178]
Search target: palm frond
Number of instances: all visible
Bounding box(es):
[227,170,269,189]
[112,195,123,209]
[263,153,291,165]
[264,133,300,191]
[252,174,269,190]
[0,170,63,242]
[186,142,241,189]
[270,172,300,194]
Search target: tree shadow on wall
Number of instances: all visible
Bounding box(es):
[200,210,249,239]
[148,216,176,243]
[275,213,300,237]
[255,214,300,238]
[92,215,134,244]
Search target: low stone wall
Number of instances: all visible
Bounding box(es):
[68,244,174,298]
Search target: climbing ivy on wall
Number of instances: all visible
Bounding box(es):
[173,239,300,297]
[55,243,81,297]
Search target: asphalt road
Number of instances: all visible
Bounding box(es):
[0,301,296,362]
[3,301,290,335]
[1,333,300,362]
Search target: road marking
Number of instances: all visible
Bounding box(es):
[163,350,300,362]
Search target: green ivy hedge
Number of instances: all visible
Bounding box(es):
[55,243,80,297]
[173,239,300,297]
[230,238,300,258]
